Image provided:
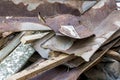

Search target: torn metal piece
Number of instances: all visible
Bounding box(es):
[0,17,51,33]
[42,0,117,61]
[65,11,120,61]
[46,14,94,39]
[33,32,54,58]
[44,11,120,61]
[42,36,75,51]
[44,0,117,61]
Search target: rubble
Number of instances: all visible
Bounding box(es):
[0,0,119,80]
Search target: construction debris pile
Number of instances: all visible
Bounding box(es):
[0,0,119,80]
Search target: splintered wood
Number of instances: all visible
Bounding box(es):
[21,32,49,44]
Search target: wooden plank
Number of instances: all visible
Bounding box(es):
[21,32,49,44]
[7,53,76,80]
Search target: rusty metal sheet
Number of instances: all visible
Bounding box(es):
[42,0,117,61]
[46,14,94,39]
[0,17,51,32]
[0,0,97,17]
[64,11,120,61]
[43,10,120,62]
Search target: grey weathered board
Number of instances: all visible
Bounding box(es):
[0,43,35,80]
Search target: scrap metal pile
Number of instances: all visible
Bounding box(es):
[0,0,119,80]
